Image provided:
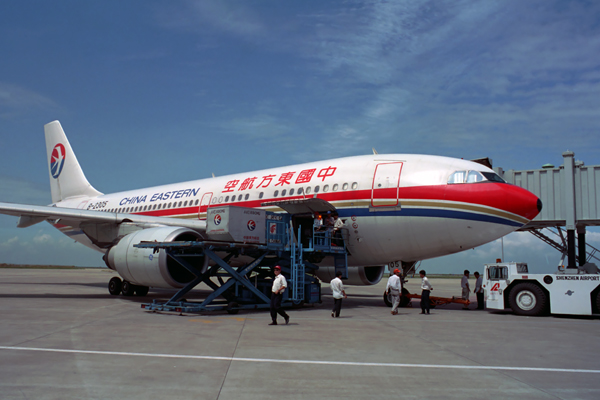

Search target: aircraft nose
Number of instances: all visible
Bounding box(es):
[507,185,542,222]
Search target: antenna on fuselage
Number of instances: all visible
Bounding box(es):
[372,148,378,154]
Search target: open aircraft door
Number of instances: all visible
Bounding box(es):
[198,192,213,220]
[371,162,403,207]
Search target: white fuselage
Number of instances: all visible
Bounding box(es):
[52,154,540,267]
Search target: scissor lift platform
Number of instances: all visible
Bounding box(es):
[136,203,347,314]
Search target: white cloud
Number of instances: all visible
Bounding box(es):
[0,82,59,119]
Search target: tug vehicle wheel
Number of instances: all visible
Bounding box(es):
[509,283,548,316]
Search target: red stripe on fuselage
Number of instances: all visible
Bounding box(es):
[129,182,538,221]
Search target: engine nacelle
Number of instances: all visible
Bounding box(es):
[314,266,385,286]
[104,226,207,289]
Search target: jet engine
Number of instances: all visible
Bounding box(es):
[104,226,207,289]
[314,265,384,286]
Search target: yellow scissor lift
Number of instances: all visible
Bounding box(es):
[137,200,347,314]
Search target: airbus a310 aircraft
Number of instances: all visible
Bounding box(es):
[0,121,541,296]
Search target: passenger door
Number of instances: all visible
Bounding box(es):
[371,162,403,207]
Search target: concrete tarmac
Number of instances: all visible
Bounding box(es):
[1,268,599,400]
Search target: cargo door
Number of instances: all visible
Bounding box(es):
[371,162,403,207]
[198,192,213,219]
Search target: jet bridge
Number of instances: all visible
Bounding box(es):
[497,151,600,269]
[136,201,348,314]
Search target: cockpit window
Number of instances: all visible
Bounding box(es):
[481,172,506,183]
[448,170,505,184]
[448,171,467,184]
[466,170,485,183]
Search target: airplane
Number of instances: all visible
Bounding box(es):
[0,121,542,298]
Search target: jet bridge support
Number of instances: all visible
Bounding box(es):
[136,204,347,314]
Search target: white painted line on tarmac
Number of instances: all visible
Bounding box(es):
[1,345,599,374]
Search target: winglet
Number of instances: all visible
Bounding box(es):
[45,121,103,203]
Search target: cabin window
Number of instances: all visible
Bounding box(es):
[183,201,188,207]
[333,183,339,191]
[238,194,243,201]
[323,185,329,192]
[195,199,199,205]
[245,194,249,200]
[281,189,287,197]
[289,188,295,196]
[274,190,279,197]
[342,183,349,190]
[225,196,230,202]
[298,188,303,195]
[314,185,320,193]
[259,192,264,199]
[352,182,358,190]
[306,187,312,194]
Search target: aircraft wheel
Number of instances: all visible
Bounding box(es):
[226,302,239,315]
[121,280,135,296]
[383,291,392,307]
[108,277,122,296]
[400,287,411,308]
[135,285,149,296]
[508,283,548,316]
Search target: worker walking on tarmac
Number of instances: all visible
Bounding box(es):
[330,271,347,318]
[386,268,402,315]
[461,270,471,310]
[269,265,290,325]
[419,270,433,315]
[474,271,484,310]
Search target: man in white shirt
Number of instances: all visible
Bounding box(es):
[474,271,484,310]
[330,271,347,318]
[461,270,470,310]
[269,265,290,325]
[386,268,402,315]
[419,270,433,315]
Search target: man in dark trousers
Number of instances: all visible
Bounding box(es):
[474,271,484,310]
[269,265,290,325]
[419,270,433,314]
[330,271,347,318]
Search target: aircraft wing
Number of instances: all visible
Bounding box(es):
[0,202,207,231]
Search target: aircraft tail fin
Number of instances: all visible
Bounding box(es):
[45,121,103,203]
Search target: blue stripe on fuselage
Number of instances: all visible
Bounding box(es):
[336,207,523,227]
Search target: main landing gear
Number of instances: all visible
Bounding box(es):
[108,277,149,297]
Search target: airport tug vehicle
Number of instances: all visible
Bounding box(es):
[483,261,600,316]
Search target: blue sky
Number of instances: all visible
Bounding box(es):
[1,0,599,273]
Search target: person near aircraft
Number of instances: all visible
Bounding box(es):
[330,271,347,318]
[269,265,290,325]
[474,271,484,310]
[419,270,432,315]
[386,268,402,315]
[461,270,471,310]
